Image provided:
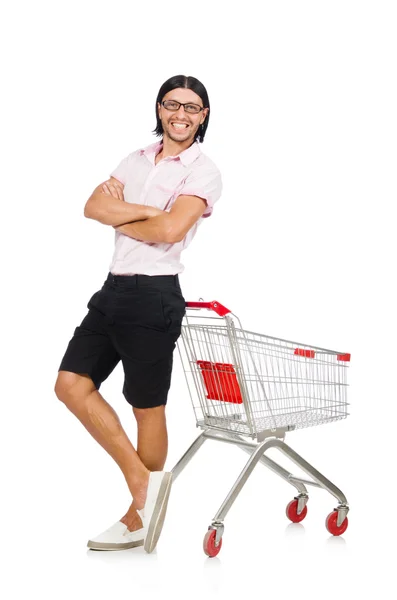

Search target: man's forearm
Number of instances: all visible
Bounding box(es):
[84,192,154,226]
[116,213,176,244]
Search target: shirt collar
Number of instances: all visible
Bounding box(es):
[139,140,201,166]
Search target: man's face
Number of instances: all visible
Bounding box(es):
[158,88,208,144]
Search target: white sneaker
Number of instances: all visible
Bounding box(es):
[142,471,173,553]
[87,511,146,551]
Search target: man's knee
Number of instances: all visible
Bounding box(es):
[133,405,166,425]
[54,371,96,404]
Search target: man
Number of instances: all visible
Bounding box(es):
[54,74,222,553]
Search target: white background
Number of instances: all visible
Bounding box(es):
[1,0,396,598]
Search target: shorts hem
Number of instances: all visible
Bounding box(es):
[57,364,101,390]
[123,394,168,409]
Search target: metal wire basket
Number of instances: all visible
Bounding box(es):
[178,300,350,440]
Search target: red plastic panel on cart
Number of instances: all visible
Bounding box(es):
[294,348,316,359]
[197,360,243,404]
[337,353,351,362]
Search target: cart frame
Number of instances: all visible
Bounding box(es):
[171,300,351,555]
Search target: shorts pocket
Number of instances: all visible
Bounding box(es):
[87,290,101,310]
[160,290,186,337]
[115,289,167,331]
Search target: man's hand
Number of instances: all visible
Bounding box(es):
[102,179,124,201]
[101,178,166,230]
[84,177,161,227]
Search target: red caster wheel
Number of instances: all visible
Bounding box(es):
[203,529,223,558]
[325,511,348,536]
[286,498,308,523]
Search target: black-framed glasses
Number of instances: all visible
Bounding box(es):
[161,100,204,114]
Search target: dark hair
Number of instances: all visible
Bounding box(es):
[153,75,210,143]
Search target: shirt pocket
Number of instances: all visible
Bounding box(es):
[146,179,186,210]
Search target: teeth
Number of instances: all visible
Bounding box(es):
[172,123,188,129]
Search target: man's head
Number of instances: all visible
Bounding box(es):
[153,75,210,145]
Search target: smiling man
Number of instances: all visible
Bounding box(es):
[54,75,222,553]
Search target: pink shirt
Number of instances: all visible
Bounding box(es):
[108,140,222,276]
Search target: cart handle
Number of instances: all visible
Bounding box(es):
[186,301,231,317]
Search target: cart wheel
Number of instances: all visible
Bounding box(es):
[325,511,348,536]
[286,499,308,523]
[203,529,223,558]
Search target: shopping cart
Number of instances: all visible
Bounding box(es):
[171,300,351,557]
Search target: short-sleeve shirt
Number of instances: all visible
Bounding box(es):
[108,140,222,276]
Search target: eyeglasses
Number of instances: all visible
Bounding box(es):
[161,100,204,114]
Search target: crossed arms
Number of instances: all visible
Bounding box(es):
[84,177,207,244]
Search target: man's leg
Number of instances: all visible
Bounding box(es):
[54,371,149,529]
[134,406,168,470]
[108,276,185,534]
[120,405,168,530]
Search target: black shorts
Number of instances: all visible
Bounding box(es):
[58,272,186,409]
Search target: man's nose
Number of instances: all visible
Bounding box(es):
[174,105,188,120]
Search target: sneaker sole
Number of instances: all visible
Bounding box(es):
[144,472,173,554]
[87,539,144,551]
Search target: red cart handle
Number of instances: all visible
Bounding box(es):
[186,301,231,317]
